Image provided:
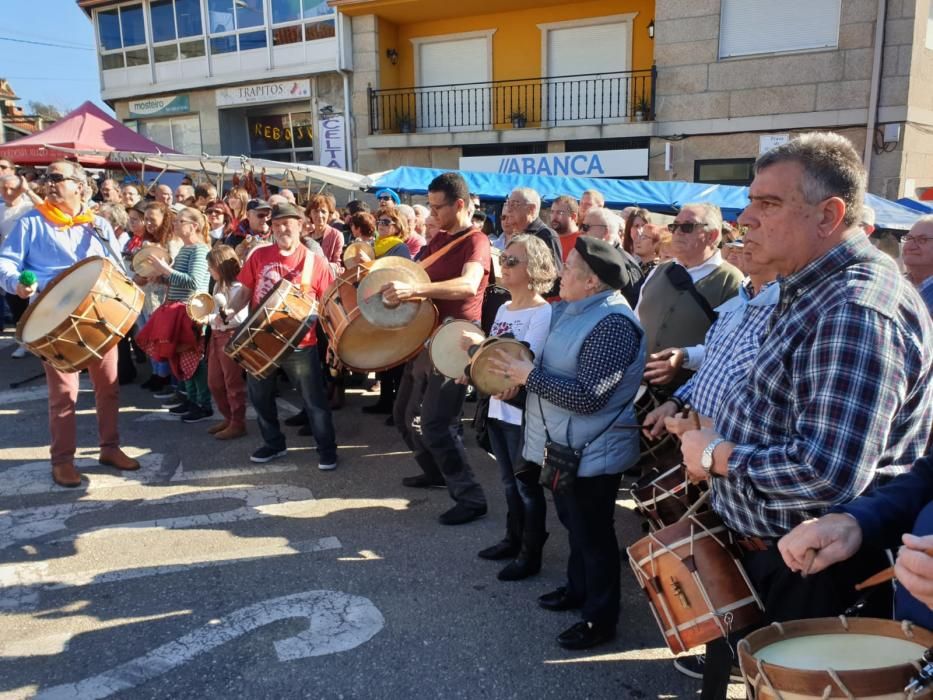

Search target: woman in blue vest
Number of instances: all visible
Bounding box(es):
[488,236,647,651]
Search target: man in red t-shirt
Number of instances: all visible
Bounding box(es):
[380,172,490,525]
[229,203,338,469]
[550,194,581,262]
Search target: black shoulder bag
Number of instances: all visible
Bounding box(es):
[665,263,717,323]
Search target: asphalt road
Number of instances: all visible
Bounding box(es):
[0,329,746,699]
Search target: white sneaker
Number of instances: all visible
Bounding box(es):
[11,345,27,359]
[318,461,337,471]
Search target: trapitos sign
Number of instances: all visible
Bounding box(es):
[128,95,190,118]
[460,149,649,178]
[217,79,312,107]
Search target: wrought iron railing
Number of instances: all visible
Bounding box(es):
[368,67,656,135]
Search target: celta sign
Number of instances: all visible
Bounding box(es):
[459,149,648,178]
[318,115,346,170]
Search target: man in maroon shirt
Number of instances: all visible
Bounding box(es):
[381,172,490,525]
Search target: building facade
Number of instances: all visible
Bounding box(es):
[78,0,355,170]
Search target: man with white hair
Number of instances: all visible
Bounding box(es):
[580,207,643,307]
[154,183,173,206]
[903,214,933,316]
[396,203,426,257]
[412,204,429,236]
[634,202,743,390]
[579,189,605,220]
[99,178,121,204]
[279,188,297,204]
[504,187,562,272]
[174,184,195,206]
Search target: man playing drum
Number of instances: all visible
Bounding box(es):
[677,133,933,699]
[225,203,339,470]
[0,160,141,487]
[381,172,490,526]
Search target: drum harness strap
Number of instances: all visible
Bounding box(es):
[417,228,480,272]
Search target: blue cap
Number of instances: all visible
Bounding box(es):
[375,188,400,205]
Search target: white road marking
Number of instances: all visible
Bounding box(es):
[0,379,92,407]
[170,461,300,482]
[33,590,384,699]
[3,453,166,497]
[134,397,300,422]
[0,537,341,612]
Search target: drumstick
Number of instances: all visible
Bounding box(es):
[682,489,710,517]
[800,548,817,578]
[854,546,933,590]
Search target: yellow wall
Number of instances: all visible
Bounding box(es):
[376,0,655,87]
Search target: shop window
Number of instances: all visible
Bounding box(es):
[97,4,149,70]
[270,0,335,46]
[150,0,205,63]
[209,0,268,54]
[247,112,314,162]
[695,159,755,186]
[137,115,202,155]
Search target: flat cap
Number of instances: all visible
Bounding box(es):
[270,202,303,220]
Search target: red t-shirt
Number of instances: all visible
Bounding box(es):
[237,244,334,348]
[421,228,490,322]
[558,231,581,262]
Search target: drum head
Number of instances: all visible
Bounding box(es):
[132,246,170,277]
[470,338,532,396]
[187,293,215,323]
[20,258,104,344]
[430,320,485,379]
[338,301,437,372]
[343,241,375,268]
[356,256,431,329]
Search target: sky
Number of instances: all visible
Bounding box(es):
[0,0,109,116]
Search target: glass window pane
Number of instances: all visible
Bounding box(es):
[272,0,301,24]
[171,116,202,154]
[98,9,122,50]
[154,44,178,62]
[150,0,176,43]
[175,0,203,37]
[303,0,334,18]
[125,48,150,66]
[305,19,335,41]
[249,115,291,152]
[236,0,264,28]
[210,35,236,53]
[120,5,147,47]
[138,120,173,149]
[179,39,206,59]
[101,52,125,70]
[289,112,314,149]
[239,30,267,51]
[208,0,234,34]
[272,25,302,46]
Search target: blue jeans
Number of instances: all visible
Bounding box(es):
[487,417,546,536]
[247,347,337,464]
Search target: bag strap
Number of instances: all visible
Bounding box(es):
[299,247,315,295]
[418,228,478,271]
[666,263,717,323]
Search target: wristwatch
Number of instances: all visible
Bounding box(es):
[700,437,726,476]
[681,348,690,368]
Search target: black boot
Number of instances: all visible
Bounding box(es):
[478,512,522,560]
[498,530,549,581]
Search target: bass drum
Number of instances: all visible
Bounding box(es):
[319,269,437,373]
[634,384,682,470]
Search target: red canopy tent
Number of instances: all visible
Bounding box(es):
[0,100,175,166]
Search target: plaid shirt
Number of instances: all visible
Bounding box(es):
[713,234,933,538]
[918,275,933,318]
[674,280,779,417]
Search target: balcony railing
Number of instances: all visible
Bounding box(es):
[368,67,656,135]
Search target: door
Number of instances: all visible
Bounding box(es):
[545,21,630,125]
[415,35,491,132]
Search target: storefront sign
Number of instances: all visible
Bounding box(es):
[759,134,789,155]
[318,116,346,170]
[216,79,312,107]
[248,114,314,152]
[128,95,190,118]
[459,149,648,179]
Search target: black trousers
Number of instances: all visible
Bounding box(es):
[553,472,624,628]
[701,541,892,699]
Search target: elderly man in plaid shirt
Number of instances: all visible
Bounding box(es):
[678,133,933,700]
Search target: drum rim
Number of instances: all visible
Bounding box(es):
[226,279,316,363]
[16,256,110,344]
[429,319,484,379]
[469,337,532,395]
[131,244,170,274]
[337,301,438,373]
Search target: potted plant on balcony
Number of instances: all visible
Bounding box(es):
[509,111,527,129]
[396,112,415,134]
[634,95,651,122]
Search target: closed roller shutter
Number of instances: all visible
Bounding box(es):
[719,0,841,59]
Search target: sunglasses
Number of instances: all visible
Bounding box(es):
[44,172,83,184]
[206,209,225,216]
[668,221,707,234]
[378,196,392,202]
[579,223,607,233]
[377,218,393,226]
[501,255,526,268]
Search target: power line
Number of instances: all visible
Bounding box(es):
[0,36,94,51]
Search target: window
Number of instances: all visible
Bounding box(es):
[209,0,267,54]
[137,115,202,155]
[248,111,314,162]
[149,0,205,63]
[270,0,335,47]
[719,0,841,59]
[695,159,755,186]
[97,4,149,70]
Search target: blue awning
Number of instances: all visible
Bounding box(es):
[370,166,923,230]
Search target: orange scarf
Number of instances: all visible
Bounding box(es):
[36,200,96,229]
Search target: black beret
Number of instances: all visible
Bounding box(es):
[574,236,629,290]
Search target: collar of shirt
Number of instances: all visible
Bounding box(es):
[677,250,723,283]
[779,234,874,298]
[918,274,933,296]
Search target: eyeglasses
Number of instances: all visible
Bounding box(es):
[0,163,13,171]
[579,223,607,233]
[501,255,527,268]
[904,235,933,244]
[429,200,454,215]
[206,209,225,216]
[550,209,572,217]
[378,196,392,202]
[44,172,83,184]
[377,218,393,226]
[668,221,707,234]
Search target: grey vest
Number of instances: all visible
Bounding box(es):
[523,290,647,477]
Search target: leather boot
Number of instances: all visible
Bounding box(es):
[498,531,549,581]
[52,462,82,488]
[215,423,247,440]
[478,512,522,560]
[98,448,141,471]
[207,421,229,435]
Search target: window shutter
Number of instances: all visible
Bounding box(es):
[719,0,841,59]
[547,22,629,76]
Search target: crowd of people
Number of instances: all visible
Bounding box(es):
[2,132,933,697]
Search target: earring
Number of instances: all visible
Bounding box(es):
[527,282,534,290]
